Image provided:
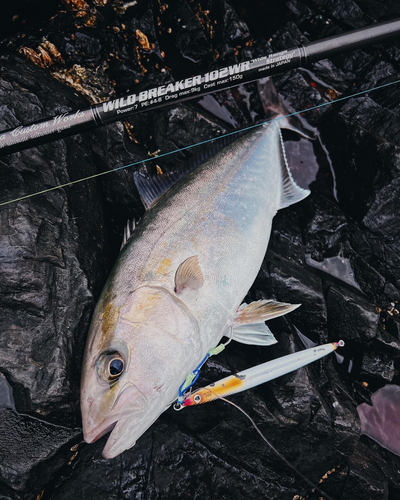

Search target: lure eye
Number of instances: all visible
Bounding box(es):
[194,394,202,403]
[98,350,125,382]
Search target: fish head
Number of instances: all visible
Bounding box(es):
[81,285,200,458]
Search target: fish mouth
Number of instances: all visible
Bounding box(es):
[86,419,118,444]
[102,411,161,459]
[83,384,148,449]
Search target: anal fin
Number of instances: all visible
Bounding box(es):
[231,323,277,346]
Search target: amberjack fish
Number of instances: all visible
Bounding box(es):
[80,79,314,459]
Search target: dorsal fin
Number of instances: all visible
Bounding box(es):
[134,169,183,210]
[133,132,248,210]
[278,128,310,209]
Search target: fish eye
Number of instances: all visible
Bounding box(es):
[97,350,125,382]
[194,394,202,403]
[108,358,124,378]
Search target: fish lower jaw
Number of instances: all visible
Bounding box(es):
[102,437,136,460]
[101,416,149,459]
[102,405,169,459]
[84,418,118,444]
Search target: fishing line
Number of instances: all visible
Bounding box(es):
[1,77,400,208]
[175,328,234,406]
[209,390,337,500]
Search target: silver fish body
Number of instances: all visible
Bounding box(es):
[81,119,309,458]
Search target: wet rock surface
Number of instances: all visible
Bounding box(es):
[1,0,400,499]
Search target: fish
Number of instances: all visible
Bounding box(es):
[80,78,314,459]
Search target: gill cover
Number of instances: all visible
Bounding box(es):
[81,286,200,458]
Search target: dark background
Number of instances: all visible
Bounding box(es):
[1,0,400,499]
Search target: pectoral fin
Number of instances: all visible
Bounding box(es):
[235,300,300,324]
[174,256,204,294]
[231,323,277,346]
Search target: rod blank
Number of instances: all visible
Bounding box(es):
[1,18,400,156]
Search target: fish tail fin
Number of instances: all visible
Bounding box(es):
[257,77,313,209]
[277,127,311,208]
[257,77,316,140]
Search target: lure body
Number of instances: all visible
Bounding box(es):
[183,341,344,406]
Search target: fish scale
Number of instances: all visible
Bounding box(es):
[125,124,281,316]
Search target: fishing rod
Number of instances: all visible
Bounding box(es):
[1,18,400,156]
[3,78,399,208]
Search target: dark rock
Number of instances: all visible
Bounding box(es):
[323,95,400,222]
[48,418,292,500]
[269,208,305,263]
[0,408,80,495]
[174,0,213,64]
[0,52,131,496]
[302,194,349,262]
[268,256,328,343]
[1,1,400,499]
[342,440,400,498]
[220,0,251,44]
[71,31,103,66]
[360,352,395,382]
[0,1,58,42]
[0,374,14,410]
[319,443,389,499]
[375,328,400,353]
[276,70,330,126]
[152,104,229,167]
[325,285,379,342]
[363,173,400,243]
[286,0,313,17]
[309,0,368,29]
